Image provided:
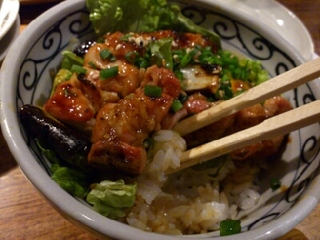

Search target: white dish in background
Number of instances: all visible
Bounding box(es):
[0,0,20,40]
[215,0,314,61]
[0,16,19,61]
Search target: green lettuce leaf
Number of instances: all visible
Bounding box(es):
[36,139,60,164]
[36,139,90,198]
[86,180,136,219]
[51,164,90,198]
[50,68,72,96]
[85,0,220,48]
[61,50,84,70]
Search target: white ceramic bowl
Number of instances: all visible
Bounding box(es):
[1,0,320,239]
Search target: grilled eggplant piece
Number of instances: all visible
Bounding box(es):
[20,104,92,170]
[180,64,220,94]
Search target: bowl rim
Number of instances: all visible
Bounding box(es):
[1,0,319,239]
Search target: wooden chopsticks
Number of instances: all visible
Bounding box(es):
[167,57,320,173]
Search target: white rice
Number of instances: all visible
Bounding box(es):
[126,130,262,235]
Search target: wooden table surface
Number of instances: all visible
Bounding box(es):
[1,1,319,239]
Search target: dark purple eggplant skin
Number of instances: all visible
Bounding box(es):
[73,40,96,57]
[19,104,92,169]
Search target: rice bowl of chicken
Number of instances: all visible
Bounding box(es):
[1,0,320,239]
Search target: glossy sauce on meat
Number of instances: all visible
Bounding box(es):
[44,74,97,131]
[43,29,292,176]
[88,66,181,176]
[184,96,293,160]
[44,30,218,175]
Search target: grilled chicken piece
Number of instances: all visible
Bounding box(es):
[228,96,293,160]
[88,66,181,176]
[99,30,218,53]
[160,93,214,129]
[44,74,97,132]
[184,96,293,160]
[80,29,219,101]
[84,50,141,98]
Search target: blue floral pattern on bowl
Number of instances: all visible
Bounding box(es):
[13,0,320,238]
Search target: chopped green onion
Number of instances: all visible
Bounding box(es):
[70,65,87,74]
[171,99,183,112]
[100,66,119,80]
[62,51,84,64]
[88,61,97,69]
[174,69,184,81]
[270,178,281,191]
[220,219,241,236]
[180,48,198,67]
[172,50,184,64]
[207,96,215,102]
[234,89,246,96]
[136,58,149,69]
[109,55,116,62]
[143,138,152,149]
[178,93,188,104]
[120,33,133,41]
[221,74,230,83]
[180,53,192,67]
[218,83,233,100]
[61,51,84,70]
[96,37,105,43]
[232,67,248,80]
[61,57,72,70]
[125,52,140,63]
[149,37,173,70]
[144,85,162,98]
[100,49,114,60]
